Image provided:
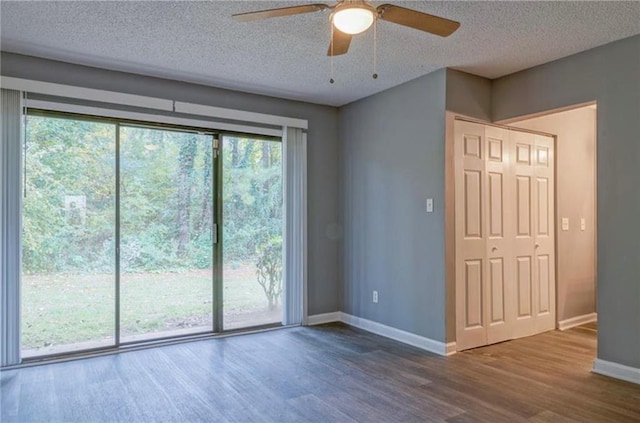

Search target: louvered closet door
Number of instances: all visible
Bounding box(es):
[455,121,488,350]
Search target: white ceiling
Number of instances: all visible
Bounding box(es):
[1,1,639,106]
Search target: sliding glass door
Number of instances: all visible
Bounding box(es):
[22,114,116,357]
[21,111,285,358]
[222,136,283,330]
[119,125,216,342]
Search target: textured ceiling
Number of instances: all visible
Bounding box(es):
[1,1,640,106]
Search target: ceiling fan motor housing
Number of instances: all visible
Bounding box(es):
[331,1,377,35]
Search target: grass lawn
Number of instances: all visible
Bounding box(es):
[22,263,281,352]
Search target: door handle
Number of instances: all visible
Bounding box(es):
[535,243,540,249]
[491,247,498,252]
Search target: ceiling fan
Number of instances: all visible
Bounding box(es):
[232,0,460,57]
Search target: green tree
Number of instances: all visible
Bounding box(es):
[255,237,283,310]
[176,137,197,257]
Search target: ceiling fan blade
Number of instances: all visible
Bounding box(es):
[233,4,330,22]
[327,29,352,56]
[377,4,460,37]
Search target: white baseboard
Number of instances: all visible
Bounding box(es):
[593,359,640,385]
[445,342,457,356]
[306,312,341,325]
[557,312,597,331]
[306,312,456,356]
[339,312,454,356]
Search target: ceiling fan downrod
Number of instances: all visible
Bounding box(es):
[330,21,335,83]
[372,17,378,80]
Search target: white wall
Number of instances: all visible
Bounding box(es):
[512,107,597,323]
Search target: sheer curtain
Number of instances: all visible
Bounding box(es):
[1,89,23,366]
[282,127,307,325]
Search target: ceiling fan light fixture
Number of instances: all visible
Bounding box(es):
[332,5,375,35]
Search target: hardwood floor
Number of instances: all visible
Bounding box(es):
[1,322,638,422]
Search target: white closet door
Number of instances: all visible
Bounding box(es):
[455,120,488,350]
[484,125,514,345]
[509,130,537,339]
[532,134,556,333]
[455,120,556,351]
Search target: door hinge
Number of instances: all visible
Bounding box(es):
[212,223,218,244]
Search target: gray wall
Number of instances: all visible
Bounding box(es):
[445,69,492,122]
[0,52,340,316]
[513,107,597,324]
[493,35,640,369]
[339,69,448,342]
[5,33,639,372]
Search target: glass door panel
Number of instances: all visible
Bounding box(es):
[22,113,289,357]
[222,136,283,330]
[119,126,215,341]
[22,115,116,357]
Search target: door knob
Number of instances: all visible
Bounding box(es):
[535,244,540,249]
[491,247,498,252]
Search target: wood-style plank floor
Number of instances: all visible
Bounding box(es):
[1,322,638,422]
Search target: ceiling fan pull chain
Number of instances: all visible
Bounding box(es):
[372,18,378,80]
[330,22,335,84]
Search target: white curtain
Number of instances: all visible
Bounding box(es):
[282,127,307,325]
[1,89,23,366]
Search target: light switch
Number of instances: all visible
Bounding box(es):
[581,218,586,231]
[426,198,433,213]
[562,218,569,231]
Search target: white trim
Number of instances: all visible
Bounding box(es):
[306,312,456,356]
[593,359,640,385]
[557,313,597,331]
[26,100,282,138]
[339,312,454,356]
[306,312,342,325]
[445,342,457,356]
[1,76,173,111]
[1,77,308,130]
[175,102,308,130]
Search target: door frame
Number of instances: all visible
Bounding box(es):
[1,84,309,367]
[496,103,598,332]
[17,109,292,362]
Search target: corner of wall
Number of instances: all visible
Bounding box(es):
[445,69,492,122]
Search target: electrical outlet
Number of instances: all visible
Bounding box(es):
[426,198,433,213]
[373,290,378,303]
[562,218,569,231]
[581,218,586,231]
